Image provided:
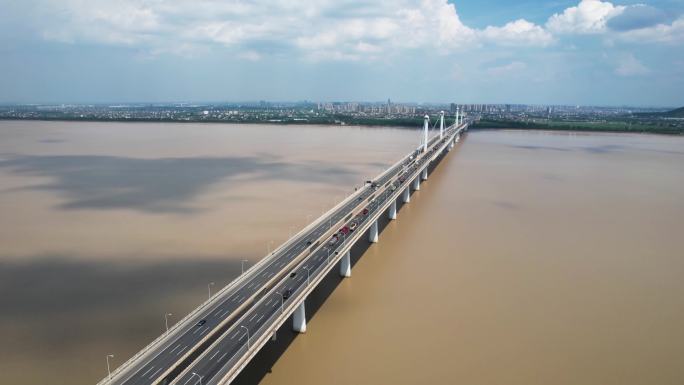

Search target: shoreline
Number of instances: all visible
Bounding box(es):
[1,117,682,136]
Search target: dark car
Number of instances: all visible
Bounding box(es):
[362,208,369,215]
[196,319,206,327]
[306,240,313,245]
[290,272,297,278]
[283,288,293,299]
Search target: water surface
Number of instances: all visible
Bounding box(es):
[258,130,684,385]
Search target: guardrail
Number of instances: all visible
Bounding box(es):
[207,127,464,385]
[98,134,427,385]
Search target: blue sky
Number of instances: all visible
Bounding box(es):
[1,0,683,107]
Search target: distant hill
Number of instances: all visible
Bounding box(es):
[663,106,684,117]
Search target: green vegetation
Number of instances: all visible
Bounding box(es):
[473,118,684,135]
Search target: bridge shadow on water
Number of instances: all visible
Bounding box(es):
[232,139,457,385]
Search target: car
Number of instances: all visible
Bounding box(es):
[339,226,350,235]
[196,319,206,327]
[283,289,292,299]
[290,272,297,278]
[349,222,358,231]
[306,240,312,245]
[328,235,338,246]
[362,208,369,215]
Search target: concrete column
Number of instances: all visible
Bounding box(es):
[369,220,378,243]
[293,302,306,333]
[339,251,351,278]
[439,111,444,139]
[388,200,397,220]
[423,115,429,153]
[421,167,428,181]
[456,134,460,143]
[412,177,420,191]
[402,187,410,203]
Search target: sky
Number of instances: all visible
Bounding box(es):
[0,0,683,107]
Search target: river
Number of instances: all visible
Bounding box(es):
[0,122,682,385]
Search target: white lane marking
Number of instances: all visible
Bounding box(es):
[169,344,180,354]
[219,352,228,361]
[257,314,264,323]
[210,350,221,360]
[230,330,241,340]
[140,366,155,377]
[265,299,273,306]
[182,376,193,385]
[148,367,163,379]
[192,327,201,335]
[199,326,209,335]
[213,309,222,317]
[239,295,246,301]
[220,309,231,317]
[248,313,258,322]
[176,346,188,356]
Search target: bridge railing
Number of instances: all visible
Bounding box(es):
[210,126,465,384]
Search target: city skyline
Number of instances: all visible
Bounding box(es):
[1,0,683,106]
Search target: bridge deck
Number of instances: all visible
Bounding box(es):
[99,122,467,385]
[171,124,467,385]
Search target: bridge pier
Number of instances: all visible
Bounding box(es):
[421,167,428,181]
[402,187,410,203]
[388,200,397,220]
[293,302,306,333]
[412,177,420,191]
[339,251,351,277]
[369,220,378,243]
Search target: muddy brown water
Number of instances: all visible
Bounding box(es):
[1,123,682,385]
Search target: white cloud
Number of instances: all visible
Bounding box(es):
[481,19,554,46]
[546,0,625,34]
[615,54,650,76]
[20,0,554,61]
[486,61,528,76]
[613,16,684,44]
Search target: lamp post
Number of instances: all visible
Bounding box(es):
[274,291,284,313]
[304,266,313,286]
[240,325,250,349]
[165,313,173,333]
[207,282,214,300]
[190,372,203,385]
[106,354,114,379]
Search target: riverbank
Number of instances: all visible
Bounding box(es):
[472,119,684,135]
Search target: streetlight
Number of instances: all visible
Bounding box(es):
[240,325,250,349]
[274,291,284,313]
[190,372,203,385]
[207,282,215,300]
[106,354,114,379]
[241,259,248,275]
[304,266,313,285]
[165,313,173,333]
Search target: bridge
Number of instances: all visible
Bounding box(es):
[99,109,469,385]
